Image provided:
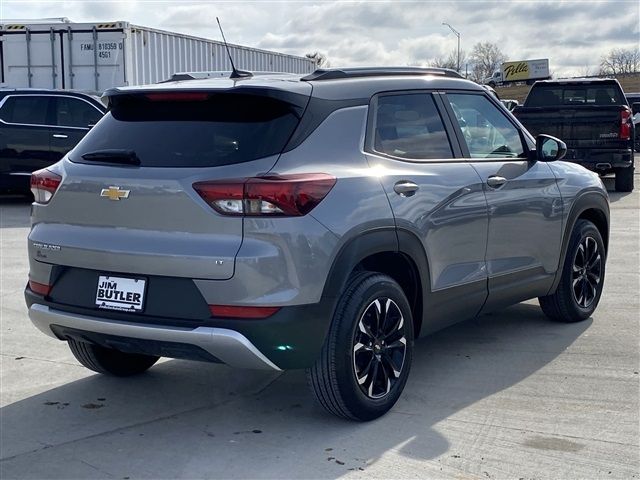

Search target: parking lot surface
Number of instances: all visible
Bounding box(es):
[1,167,638,479]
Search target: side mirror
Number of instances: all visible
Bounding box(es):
[536,134,566,162]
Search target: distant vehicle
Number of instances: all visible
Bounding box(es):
[501,99,520,111]
[513,78,634,191]
[625,92,640,151]
[0,89,105,193]
[0,20,315,93]
[484,59,550,87]
[25,67,610,421]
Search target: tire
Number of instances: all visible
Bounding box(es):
[306,271,414,421]
[614,166,634,192]
[539,220,605,323]
[68,339,159,376]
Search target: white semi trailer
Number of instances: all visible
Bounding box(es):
[0,19,315,92]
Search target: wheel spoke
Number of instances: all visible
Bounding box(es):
[588,253,601,270]
[367,359,380,397]
[356,355,375,385]
[358,317,375,340]
[382,350,404,378]
[379,358,391,395]
[386,336,407,351]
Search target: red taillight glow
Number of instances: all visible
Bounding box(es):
[193,174,336,217]
[29,280,51,296]
[144,92,210,102]
[30,169,62,204]
[209,305,280,319]
[620,108,632,140]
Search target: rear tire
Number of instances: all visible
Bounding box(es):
[539,220,605,323]
[614,166,634,192]
[307,271,414,421]
[68,339,159,376]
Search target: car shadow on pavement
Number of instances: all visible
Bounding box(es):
[0,302,591,478]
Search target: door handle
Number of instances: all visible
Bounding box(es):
[52,134,68,139]
[393,180,419,197]
[486,176,507,188]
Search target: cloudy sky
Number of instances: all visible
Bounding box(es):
[2,0,638,77]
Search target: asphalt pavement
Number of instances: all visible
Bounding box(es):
[1,166,638,479]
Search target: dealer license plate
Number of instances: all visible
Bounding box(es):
[95,275,146,312]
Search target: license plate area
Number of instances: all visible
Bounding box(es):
[95,275,146,312]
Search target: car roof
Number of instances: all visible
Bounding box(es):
[104,68,485,102]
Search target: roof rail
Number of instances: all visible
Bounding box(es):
[301,67,463,81]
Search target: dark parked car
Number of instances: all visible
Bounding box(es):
[0,89,105,193]
[513,78,634,192]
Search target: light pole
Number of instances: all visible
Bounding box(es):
[442,22,461,74]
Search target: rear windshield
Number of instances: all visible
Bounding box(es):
[525,84,625,107]
[70,93,300,167]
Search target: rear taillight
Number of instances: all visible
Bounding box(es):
[193,174,336,217]
[29,280,51,296]
[209,305,280,319]
[620,108,632,140]
[30,169,62,204]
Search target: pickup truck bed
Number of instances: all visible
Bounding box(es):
[514,79,634,192]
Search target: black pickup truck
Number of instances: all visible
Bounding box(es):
[513,78,634,191]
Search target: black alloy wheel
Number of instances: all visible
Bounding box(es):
[571,236,602,309]
[353,298,407,399]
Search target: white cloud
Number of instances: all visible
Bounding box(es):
[1,0,638,76]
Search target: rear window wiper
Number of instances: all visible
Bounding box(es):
[80,149,141,166]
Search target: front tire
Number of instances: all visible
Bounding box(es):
[539,220,605,322]
[614,166,634,192]
[68,339,159,376]
[307,272,414,421]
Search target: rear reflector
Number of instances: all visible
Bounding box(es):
[620,108,632,140]
[193,174,336,217]
[30,169,62,204]
[209,305,280,319]
[29,280,51,296]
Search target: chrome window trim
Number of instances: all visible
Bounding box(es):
[0,94,103,130]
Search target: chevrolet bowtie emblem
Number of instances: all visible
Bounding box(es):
[100,186,130,201]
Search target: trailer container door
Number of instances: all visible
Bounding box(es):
[62,28,126,91]
[1,28,64,89]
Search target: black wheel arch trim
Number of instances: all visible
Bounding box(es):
[548,190,609,295]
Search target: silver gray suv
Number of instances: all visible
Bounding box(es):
[25,68,610,421]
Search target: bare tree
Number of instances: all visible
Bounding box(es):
[468,42,507,82]
[599,47,640,75]
[578,64,595,77]
[429,49,467,71]
[305,52,330,68]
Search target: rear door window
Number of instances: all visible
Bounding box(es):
[54,97,103,128]
[369,93,453,160]
[71,93,301,167]
[0,95,50,125]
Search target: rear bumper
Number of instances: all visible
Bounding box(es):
[29,303,281,370]
[25,287,336,370]
[563,148,634,170]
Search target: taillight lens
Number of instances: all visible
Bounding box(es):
[620,108,632,140]
[193,174,336,217]
[29,280,51,296]
[30,169,62,204]
[209,305,280,319]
